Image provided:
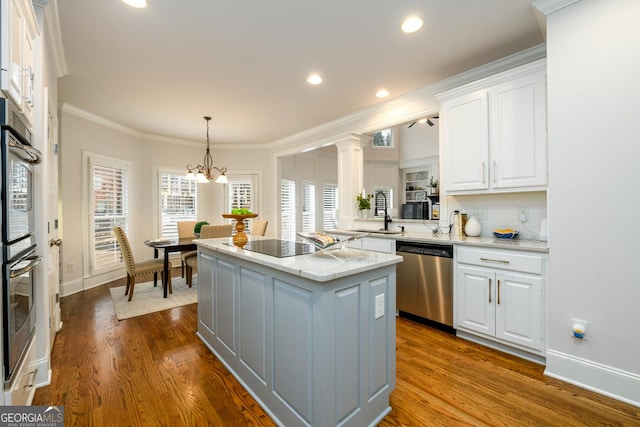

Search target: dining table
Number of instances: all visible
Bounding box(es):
[144,237,197,298]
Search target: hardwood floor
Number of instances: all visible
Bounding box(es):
[34,274,639,426]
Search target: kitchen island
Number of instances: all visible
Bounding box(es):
[195,237,403,427]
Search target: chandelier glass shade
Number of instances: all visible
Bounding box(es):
[185,116,228,184]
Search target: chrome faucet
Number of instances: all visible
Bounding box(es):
[374,191,392,231]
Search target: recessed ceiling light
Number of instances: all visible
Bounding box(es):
[122,0,147,8]
[376,89,390,98]
[401,16,423,33]
[307,74,322,85]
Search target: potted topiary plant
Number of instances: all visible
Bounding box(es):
[430,177,439,195]
[193,221,209,237]
[356,193,373,218]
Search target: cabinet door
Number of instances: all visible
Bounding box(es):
[7,0,25,107]
[455,264,495,335]
[494,271,543,351]
[490,73,547,189]
[21,30,34,126]
[442,92,489,192]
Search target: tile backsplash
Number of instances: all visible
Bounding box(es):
[447,191,547,241]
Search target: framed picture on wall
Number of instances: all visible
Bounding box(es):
[415,191,426,201]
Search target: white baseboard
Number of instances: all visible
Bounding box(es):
[545,349,640,408]
[60,277,84,296]
[61,269,125,297]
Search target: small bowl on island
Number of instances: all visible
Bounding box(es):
[493,229,519,239]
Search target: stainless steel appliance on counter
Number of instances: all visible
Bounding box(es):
[395,241,454,331]
[401,201,431,220]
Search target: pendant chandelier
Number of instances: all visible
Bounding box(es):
[185,116,228,184]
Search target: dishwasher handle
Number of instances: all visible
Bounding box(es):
[396,242,453,258]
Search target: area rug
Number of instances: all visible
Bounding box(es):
[109,277,197,320]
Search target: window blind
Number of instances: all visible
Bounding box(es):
[280,179,296,241]
[91,163,129,271]
[322,184,338,231]
[301,182,316,232]
[227,178,254,234]
[159,171,198,239]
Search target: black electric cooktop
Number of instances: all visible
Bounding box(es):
[225,239,316,258]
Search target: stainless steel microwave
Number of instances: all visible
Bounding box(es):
[401,202,431,220]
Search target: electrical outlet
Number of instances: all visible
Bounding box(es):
[477,209,488,220]
[67,263,74,273]
[375,294,385,319]
[518,208,529,223]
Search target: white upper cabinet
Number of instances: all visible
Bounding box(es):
[438,59,547,194]
[1,0,37,124]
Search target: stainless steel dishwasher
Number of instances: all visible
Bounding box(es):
[395,241,454,329]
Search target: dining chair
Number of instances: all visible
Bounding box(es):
[113,226,172,301]
[177,220,198,278]
[251,220,268,236]
[184,224,233,286]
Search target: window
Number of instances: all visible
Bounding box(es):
[371,128,393,148]
[301,182,316,232]
[372,188,393,217]
[88,155,130,273]
[322,184,338,231]
[158,170,198,239]
[227,175,256,234]
[281,179,296,241]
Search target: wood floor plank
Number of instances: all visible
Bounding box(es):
[33,273,639,426]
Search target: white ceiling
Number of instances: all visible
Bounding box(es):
[56,0,544,146]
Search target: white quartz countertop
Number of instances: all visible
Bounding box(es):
[328,229,549,253]
[195,236,403,282]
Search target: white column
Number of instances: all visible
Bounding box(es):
[332,133,367,229]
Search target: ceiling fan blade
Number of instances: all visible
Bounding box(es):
[408,121,417,128]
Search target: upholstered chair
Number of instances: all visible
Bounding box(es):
[177,220,198,278]
[113,226,172,301]
[183,224,233,286]
[251,220,268,236]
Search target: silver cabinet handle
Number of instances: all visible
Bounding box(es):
[493,160,497,183]
[497,279,501,305]
[480,257,510,264]
[481,162,486,183]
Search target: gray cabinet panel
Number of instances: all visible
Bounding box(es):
[335,286,361,422]
[198,252,215,333]
[273,280,313,424]
[239,267,268,383]
[369,276,391,397]
[216,259,236,354]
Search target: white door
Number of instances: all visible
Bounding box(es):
[46,94,62,347]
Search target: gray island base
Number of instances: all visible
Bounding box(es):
[195,237,402,427]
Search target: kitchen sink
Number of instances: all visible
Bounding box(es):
[350,229,402,235]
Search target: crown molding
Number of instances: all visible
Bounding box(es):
[42,0,68,77]
[533,0,581,16]
[267,43,546,150]
[60,103,263,149]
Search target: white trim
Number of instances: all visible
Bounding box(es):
[545,349,640,407]
[59,277,83,297]
[533,0,581,16]
[42,0,67,77]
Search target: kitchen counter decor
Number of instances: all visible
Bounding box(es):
[493,229,519,239]
[222,213,258,247]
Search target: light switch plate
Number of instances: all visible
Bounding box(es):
[375,294,385,319]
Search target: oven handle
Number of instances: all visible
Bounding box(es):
[8,139,42,164]
[10,255,43,278]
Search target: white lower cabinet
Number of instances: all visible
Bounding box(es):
[455,246,545,355]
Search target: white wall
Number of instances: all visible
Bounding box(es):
[543,0,640,405]
[59,109,274,295]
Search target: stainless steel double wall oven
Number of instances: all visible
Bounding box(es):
[1,97,42,387]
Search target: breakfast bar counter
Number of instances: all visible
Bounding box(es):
[194,237,403,427]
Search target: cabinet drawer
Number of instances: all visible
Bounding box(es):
[457,247,543,275]
[361,237,395,254]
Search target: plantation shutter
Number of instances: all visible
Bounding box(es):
[281,179,296,241]
[90,162,129,272]
[322,184,338,231]
[159,171,198,239]
[227,178,254,234]
[301,182,316,232]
